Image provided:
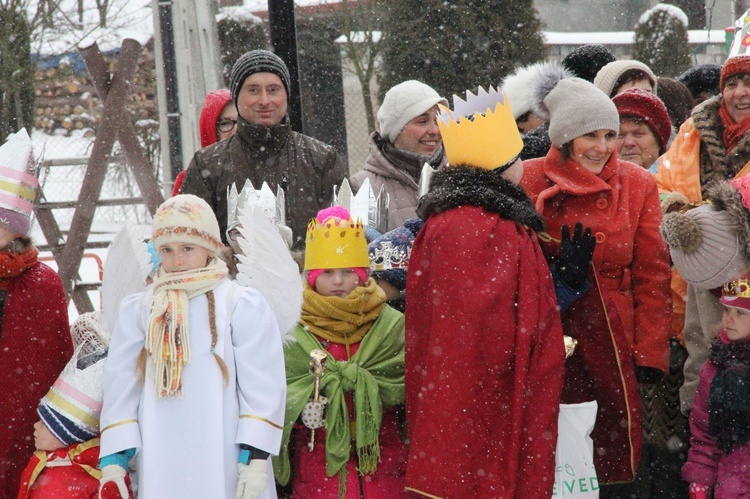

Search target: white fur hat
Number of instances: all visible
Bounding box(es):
[502,61,572,120]
[377,80,448,142]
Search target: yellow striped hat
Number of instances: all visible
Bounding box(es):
[0,129,38,236]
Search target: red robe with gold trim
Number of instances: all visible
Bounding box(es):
[405,166,565,498]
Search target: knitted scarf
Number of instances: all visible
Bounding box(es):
[0,248,37,290]
[146,258,227,397]
[708,330,750,453]
[273,305,404,498]
[719,99,750,153]
[300,279,386,357]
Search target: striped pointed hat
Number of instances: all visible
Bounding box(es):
[0,129,38,236]
[37,312,109,446]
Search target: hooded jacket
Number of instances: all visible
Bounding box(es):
[351,132,445,231]
[180,117,347,249]
[523,147,672,372]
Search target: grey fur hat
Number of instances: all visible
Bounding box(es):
[660,182,750,289]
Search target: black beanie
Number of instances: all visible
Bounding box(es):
[562,44,617,83]
[677,64,721,100]
[229,49,292,104]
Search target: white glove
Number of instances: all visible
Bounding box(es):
[236,460,268,499]
[99,464,128,499]
[301,396,327,430]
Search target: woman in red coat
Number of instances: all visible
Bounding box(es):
[521,77,672,489]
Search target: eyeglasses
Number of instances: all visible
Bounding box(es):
[228,228,241,241]
[217,119,237,132]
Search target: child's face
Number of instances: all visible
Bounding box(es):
[33,421,65,451]
[158,243,213,272]
[315,269,361,297]
[722,305,750,341]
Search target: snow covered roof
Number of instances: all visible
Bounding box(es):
[543,29,728,45]
[33,0,152,57]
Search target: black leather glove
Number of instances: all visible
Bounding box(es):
[555,223,596,290]
[635,366,664,384]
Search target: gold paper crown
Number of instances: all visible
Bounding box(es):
[304,215,370,271]
[437,85,523,171]
[722,278,750,298]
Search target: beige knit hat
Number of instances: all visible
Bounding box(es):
[152,194,224,254]
[543,78,620,147]
[660,204,746,289]
[377,80,448,142]
[594,60,658,97]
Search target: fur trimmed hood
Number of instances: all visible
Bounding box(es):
[692,96,750,193]
[417,164,545,233]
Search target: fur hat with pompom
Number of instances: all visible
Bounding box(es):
[660,176,750,289]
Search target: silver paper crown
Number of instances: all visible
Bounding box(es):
[418,163,436,198]
[332,177,389,234]
[369,240,411,271]
[227,180,286,232]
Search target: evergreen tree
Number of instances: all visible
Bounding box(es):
[0,6,34,138]
[377,0,547,101]
[632,3,692,77]
[217,14,268,84]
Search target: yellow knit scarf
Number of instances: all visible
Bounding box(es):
[146,258,228,397]
[300,279,386,356]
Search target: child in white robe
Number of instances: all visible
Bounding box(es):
[98,194,286,499]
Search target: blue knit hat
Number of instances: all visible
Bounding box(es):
[368,218,423,291]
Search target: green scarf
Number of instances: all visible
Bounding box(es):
[273,305,405,486]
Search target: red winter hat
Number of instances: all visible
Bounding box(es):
[612,88,672,153]
[720,55,750,91]
[199,89,232,149]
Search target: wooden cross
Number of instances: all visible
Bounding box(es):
[34,38,164,313]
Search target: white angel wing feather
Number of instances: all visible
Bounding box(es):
[235,205,302,345]
[101,225,153,333]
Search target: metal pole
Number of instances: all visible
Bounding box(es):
[268,0,304,133]
[157,0,183,182]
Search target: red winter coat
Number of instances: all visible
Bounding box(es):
[289,338,407,498]
[17,439,132,499]
[522,147,672,372]
[405,202,565,498]
[0,262,71,498]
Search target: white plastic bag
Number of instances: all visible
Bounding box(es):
[552,402,599,498]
